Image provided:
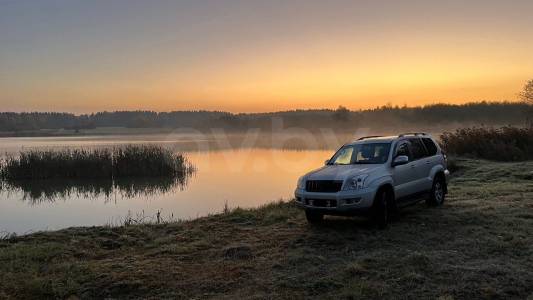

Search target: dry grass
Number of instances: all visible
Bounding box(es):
[440,126,533,161]
[0,159,532,299]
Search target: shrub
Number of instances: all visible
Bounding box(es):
[440,126,533,161]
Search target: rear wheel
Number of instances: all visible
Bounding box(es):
[305,210,324,224]
[372,189,389,229]
[427,175,446,206]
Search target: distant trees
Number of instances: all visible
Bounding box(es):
[520,79,533,105]
[0,112,89,132]
[332,105,350,122]
[0,102,530,133]
[519,79,533,127]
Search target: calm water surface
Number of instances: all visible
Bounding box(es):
[0,135,331,234]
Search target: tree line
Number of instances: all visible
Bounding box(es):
[0,101,530,133]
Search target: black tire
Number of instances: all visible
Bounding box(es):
[427,175,446,206]
[305,210,324,224]
[372,189,389,229]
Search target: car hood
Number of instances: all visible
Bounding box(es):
[306,164,383,181]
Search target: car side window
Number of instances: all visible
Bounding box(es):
[409,138,427,160]
[395,142,412,161]
[422,138,438,156]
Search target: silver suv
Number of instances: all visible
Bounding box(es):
[295,133,449,228]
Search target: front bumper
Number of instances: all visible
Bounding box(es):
[294,187,377,216]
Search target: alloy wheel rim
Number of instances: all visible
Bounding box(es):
[435,182,443,203]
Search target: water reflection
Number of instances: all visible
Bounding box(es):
[1,174,193,204]
[0,148,332,234]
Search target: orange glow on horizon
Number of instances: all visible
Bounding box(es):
[1,1,532,113]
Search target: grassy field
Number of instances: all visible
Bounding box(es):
[1,158,532,299]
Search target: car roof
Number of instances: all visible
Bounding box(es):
[347,136,398,145]
[346,134,433,145]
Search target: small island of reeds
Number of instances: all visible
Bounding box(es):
[0,145,194,181]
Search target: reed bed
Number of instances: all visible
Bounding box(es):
[0,145,193,180]
[440,126,533,161]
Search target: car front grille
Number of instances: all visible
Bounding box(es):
[305,180,343,193]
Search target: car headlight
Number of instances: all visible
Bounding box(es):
[343,174,369,191]
[297,176,306,189]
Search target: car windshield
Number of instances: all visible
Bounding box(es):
[328,143,391,165]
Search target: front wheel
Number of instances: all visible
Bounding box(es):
[305,210,324,224]
[372,189,389,229]
[427,176,446,206]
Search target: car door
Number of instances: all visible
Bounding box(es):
[420,137,440,190]
[407,137,431,193]
[392,141,418,199]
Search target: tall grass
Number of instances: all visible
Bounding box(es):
[0,145,193,180]
[440,126,533,161]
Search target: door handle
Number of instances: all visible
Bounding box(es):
[425,161,431,165]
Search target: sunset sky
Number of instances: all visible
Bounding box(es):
[1,0,532,113]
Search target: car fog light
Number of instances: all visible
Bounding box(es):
[343,197,361,205]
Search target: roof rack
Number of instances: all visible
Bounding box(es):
[357,135,383,140]
[398,132,428,137]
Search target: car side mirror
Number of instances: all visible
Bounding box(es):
[392,155,409,167]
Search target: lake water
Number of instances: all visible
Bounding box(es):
[0,134,333,234]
